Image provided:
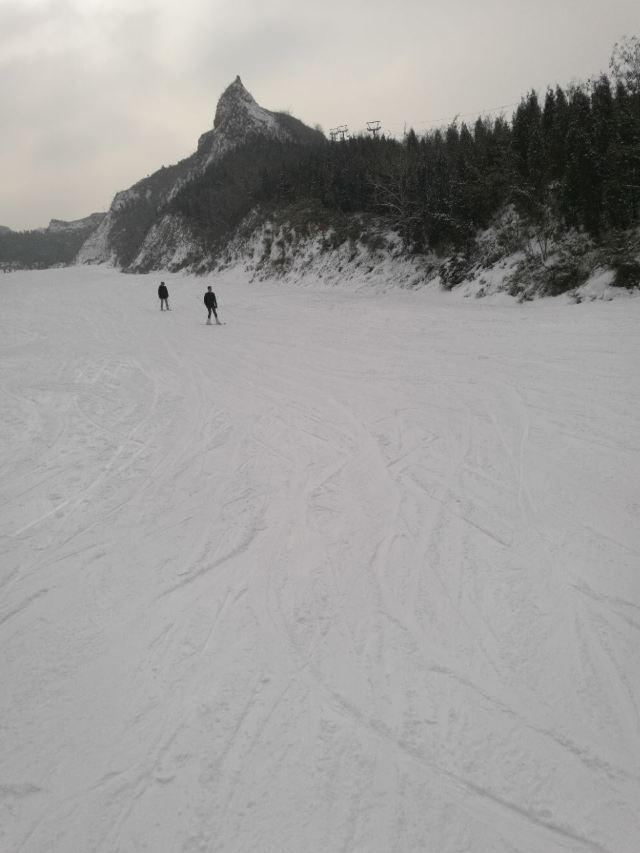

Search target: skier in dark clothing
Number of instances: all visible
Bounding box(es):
[204,286,220,324]
[158,282,169,311]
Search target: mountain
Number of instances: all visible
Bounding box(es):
[76,77,324,271]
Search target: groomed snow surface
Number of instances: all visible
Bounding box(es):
[1,267,639,853]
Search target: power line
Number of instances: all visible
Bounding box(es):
[419,101,520,127]
[330,100,522,142]
[382,101,521,133]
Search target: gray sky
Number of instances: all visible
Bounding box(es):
[1,0,638,230]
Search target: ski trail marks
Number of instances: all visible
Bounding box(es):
[1,272,639,853]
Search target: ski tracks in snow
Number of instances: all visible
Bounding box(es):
[1,270,639,853]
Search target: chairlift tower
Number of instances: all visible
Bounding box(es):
[366,121,382,139]
[330,125,348,142]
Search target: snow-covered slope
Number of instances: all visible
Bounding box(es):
[1,267,639,853]
[206,214,640,302]
[74,202,124,265]
[130,212,201,271]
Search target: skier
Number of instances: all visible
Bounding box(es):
[158,281,170,311]
[204,286,220,325]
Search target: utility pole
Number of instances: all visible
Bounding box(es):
[366,121,382,139]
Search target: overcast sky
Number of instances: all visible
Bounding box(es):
[1,0,638,230]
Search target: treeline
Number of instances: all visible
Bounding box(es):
[170,64,640,256]
[512,77,640,236]
[0,227,93,269]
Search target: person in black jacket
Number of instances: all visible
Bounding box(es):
[204,286,220,324]
[158,281,169,311]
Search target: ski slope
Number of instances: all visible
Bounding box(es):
[1,267,639,853]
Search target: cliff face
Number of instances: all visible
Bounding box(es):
[76,77,323,270]
[47,213,106,233]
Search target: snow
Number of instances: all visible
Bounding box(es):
[75,213,118,266]
[574,268,624,302]
[131,214,199,272]
[1,266,639,853]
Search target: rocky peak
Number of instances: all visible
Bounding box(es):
[209,75,279,141]
[214,77,255,128]
[196,76,323,163]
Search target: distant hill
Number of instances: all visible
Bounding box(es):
[0,213,106,270]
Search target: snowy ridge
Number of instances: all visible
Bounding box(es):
[1,267,639,852]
